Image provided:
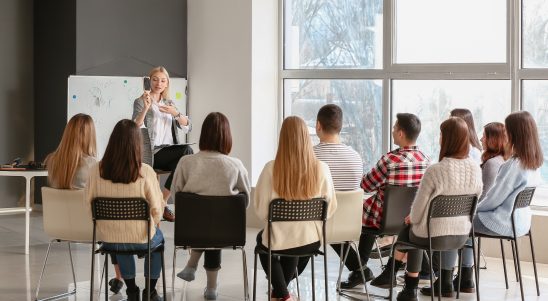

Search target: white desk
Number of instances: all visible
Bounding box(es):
[0,170,48,254]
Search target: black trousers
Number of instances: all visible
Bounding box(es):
[256,231,320,298]
[195,250,222,271]
[153,145,194,189]
[330,228,377,272]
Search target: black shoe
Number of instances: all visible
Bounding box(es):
[420,269,455,297]
[340,266,375,289]
[108,278,124,294]
[126,286,140,301]
[142,288,163,301]
[370,257,404,289]
[396,275,419,301]
[453,266,476,293]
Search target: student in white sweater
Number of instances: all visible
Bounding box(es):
[371,117,482,301]
[437,112,544,296]
[85,120,165,301]
[171,112,251,300]
[254,116,337,301]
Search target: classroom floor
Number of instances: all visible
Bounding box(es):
[1,210,547,301]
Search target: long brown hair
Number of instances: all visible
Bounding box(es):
[273,116,320,200]
[100,119,142,183]
[46,114,96,189]
[505,111,543,170]
[481,122,506,164]
[149,66,170,100]
[199,112,232,155]
[439,117,470,161]
[450,108,482,151]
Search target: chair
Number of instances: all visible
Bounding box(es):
[388,194,480,301]
[364,185,419,264]
[252,198,328,301]
[90,197,167,301]
[326,190,370,300]
[172,192,249,300]
[474,187,540,301]
[35,187,93,301]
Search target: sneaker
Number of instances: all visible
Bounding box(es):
[177,267,197,282]
[340,266,375,289]
[108,278,124,294]
[162,206,175,222]
[204,287,218,300]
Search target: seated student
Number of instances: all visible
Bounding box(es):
[372,117,483,301]
[46,114,124,294]
[254,116,337,301]
[172,112,251,300]
[432,111,543,297]
[85,119,165,301]
[311,104,367,281]
[342,113,430,289]
[479,122,507,199]
[450,108,482,164]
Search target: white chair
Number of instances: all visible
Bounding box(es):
[35,187,93,301]
[326,190,370,299]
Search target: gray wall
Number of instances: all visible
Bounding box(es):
[0,0,34,207]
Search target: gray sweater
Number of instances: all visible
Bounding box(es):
[480,155,505,200]
[171,151,251,206]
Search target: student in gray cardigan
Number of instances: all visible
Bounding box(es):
[171,112,250,300]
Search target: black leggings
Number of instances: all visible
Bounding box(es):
[256,231,320,298]
[153,145,193,189]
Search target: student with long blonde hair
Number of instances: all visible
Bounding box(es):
[46,113,97,189]
[253,116,337,301]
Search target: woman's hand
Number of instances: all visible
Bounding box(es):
[142,91,152,111]
[158,103,179,116]
[404,215,411,225]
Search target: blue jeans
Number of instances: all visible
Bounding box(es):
[102,228,164,279]
[441,219,499,270]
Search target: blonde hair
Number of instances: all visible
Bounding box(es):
[149,66,171,100]
[46,114,97,189]
[273,116,320,200]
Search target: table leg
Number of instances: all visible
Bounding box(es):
[25,176,31,255]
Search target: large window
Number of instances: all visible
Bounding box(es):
[281,0,548,207]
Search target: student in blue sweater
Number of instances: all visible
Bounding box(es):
[427,111,543,297]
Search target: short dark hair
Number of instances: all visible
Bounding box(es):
[439,117,470,161]
[199,112,232,155]
[395,113,421,142]
[100,119,142,184]
[505,111,543,170]
[317,104,343,134]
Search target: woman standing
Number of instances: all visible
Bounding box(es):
[133,66,193,221]
[172,112,250,300]
[254,116,337,301]
[86,119,165,301]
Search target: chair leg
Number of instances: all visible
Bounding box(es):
[351,241,370,299]
[511,240,519,282]
[437,249,442,301]
[457,248,462,299]
[528,233,540,296]
[252,252,258,301]
[513,239,525,301]
[428,248,435,301]
[311,255,316,301]
[104,255,109,301]
[471,235,481,301]
[172,247,177,298]
[500,239,509,289]
[375,238,384,267]
[335,244,347,292]
[161,250,167,300]
[241,248,250,301]
[323,243,329,301]
[35,241,53,301]
[477,237,482,283]
[295,267,300,299]
[389,243,398,301]
[90,245,96,301]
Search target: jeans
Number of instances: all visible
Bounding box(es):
[102,228,164,279]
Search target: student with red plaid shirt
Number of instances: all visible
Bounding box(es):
[340,113,430,289]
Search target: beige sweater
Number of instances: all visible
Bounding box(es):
[85,164,164,243]
[409,157,483,238]
[253,161,337,250]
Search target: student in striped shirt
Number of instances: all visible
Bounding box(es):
[341,113,431,289]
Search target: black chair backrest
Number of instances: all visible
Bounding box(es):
[92,197,150,221]
[427,194,477,219]
[269,198,327,222]
[513,187,536,211]
[141,128,153,166]
[174,192,247,248]
[380,185,418,234]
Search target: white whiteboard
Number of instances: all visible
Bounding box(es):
[68,75,188,158]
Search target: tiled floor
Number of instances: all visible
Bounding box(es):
[1,211,547,301]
